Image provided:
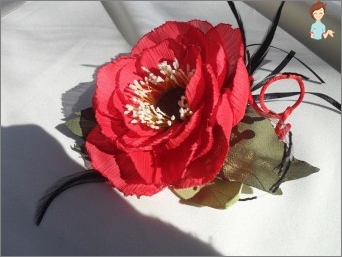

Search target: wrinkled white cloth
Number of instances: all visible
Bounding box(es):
[2,1,341,255]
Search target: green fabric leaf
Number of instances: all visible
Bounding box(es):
[171,179,242,209]
[284,158,320,182]
[65,116,83,137]
[222,105,319,194]
[65,107,97,139]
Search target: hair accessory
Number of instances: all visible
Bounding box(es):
[35,1,341,225]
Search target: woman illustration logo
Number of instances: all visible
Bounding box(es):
[310,0,334,40]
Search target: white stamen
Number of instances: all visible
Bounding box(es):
[173,58,179,70]
[141,66,150,73]
[124,58,193,129]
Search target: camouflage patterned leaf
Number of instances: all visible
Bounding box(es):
[222,105,319,194]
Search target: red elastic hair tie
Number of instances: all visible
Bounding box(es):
[249,74,306,140]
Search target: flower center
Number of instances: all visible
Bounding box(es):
[156,86,185,122]
[124,58,194,130]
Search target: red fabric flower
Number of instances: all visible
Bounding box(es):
[85,20,250,196]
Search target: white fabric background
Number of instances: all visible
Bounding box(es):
[2,1,341,255]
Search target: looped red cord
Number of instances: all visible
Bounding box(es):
[249,74,305,140]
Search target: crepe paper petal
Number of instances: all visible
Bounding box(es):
[222,105,319,194]
[65,108,97,139]
[171,179,242,209]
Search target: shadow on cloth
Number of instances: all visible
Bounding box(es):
[1,125,221,255]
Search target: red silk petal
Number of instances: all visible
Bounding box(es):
[188,19,214,34]
[189,65,221,159]
[163,109,201,149]
[225,55,250,126]
[138,39,185,71]
[116,150,163,185]
[183,46,205,111]
[202,64,222,126]
[86,126,165,196]
[181,27,227,87]
[154,143,195,186]
[115,58,142,96]
[94,56,134,117]
[120,124,182,150]
[131,21,194,55]
[175,125,229,188]
[209,23,243,84]
[216,94,234,141]
[94,57,145,148]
